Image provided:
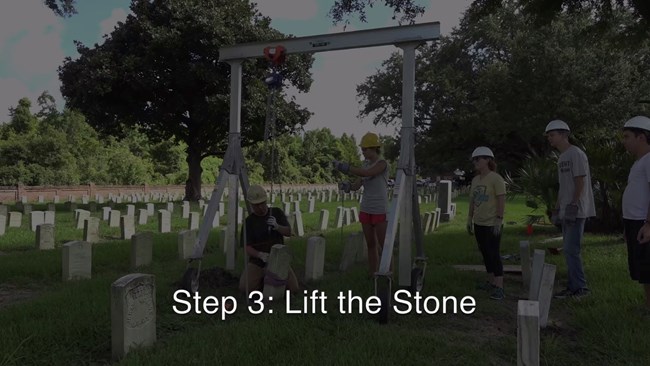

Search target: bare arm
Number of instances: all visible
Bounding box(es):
[349,160,387,177]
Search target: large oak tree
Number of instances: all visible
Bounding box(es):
[59,0,314,200]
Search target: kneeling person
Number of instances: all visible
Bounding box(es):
[239,185,300,294]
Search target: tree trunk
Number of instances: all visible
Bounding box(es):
[185,147,203,201]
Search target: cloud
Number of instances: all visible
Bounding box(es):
[99,8,128,38]
[255,0,318,21]
[0,0,65,121]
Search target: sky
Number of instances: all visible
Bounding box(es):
[0,0,472,140]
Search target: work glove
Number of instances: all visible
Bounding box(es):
[266,216,279,230]
[258,252,270,263]
[466,216,474,235]
[492,218,503,236]
[550,209,560,226]
[564,203,579,225]
[339,181,351,193]
[332,160,350,174]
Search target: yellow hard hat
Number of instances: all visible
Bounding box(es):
[247,185,267,204]
[359,132,380,148]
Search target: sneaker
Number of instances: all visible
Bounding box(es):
[476,281,494,291]
[554,288,573,299]
[489,287,504,300]
[571,288,591,299]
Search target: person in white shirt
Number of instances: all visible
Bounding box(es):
[545,120,596,299]
[621,115,650,312]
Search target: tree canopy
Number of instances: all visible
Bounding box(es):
[59,0,314,200]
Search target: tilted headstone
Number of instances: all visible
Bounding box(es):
[8,211,22,228]
[76,210,90,230]
[528,250,546,300]
[538,263,556,328]
[292,211,304,237]
[111,273,156,361]
[36,223,55,250]
[188,212,199,230]
[319,209,329,231]
[517,300,540,366]
[263,244,292,301]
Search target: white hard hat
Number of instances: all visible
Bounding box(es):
[545,119,570,133]
[471,146,494,159]
[623,116,650,132]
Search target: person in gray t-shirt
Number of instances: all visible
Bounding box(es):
[333,132,389,277]
[545,120,595,299]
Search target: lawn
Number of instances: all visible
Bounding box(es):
[0,193,647,366]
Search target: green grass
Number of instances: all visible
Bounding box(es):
[0,194,648,365]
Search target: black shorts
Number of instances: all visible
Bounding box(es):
[623,219,650,284]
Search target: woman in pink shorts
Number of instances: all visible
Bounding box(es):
[333,132,389,276]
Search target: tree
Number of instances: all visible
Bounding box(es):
[328,0,425,25]
[44,0,76,17]
[59,0,314,201]
[357,2,650,175]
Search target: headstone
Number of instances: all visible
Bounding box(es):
[0,214,5,236]
[308,198,315,213]
[538,263,556,328]
[435,207,441,228]
[283,202,291,216]
[121,215,135,240]
[84,217,101,243]
[438,180,452,222]
[36,224,55,250]
[188,212,200,230]
[292,211,304,237]
[53,195,60,203]
[340,233,360,271]
[334,207,344,228]
[343,208,351,226]
[178,229,197,259]
[62,241,92,281]
[23,204,32,216]
[8,211,22,227]
[102,207,111,221]
[131,232,153,269]
[182,201,190,219]
[319,209,329,231]
[304,236,326,281]
[126,204,136,217]
[166,202,174,213]
[44,211,55,225]
[263,244,292,301]
[528,250,546,300]
[111,273,156,361]
[355,232,368,262]
[146,203,155,216]
[423,212,433,234]
[517,300,540,366]
[30,211,45,232]
[293,201,300,214]
[349,207,359,223]
[109,210,121,227]
[520,241,531,293]
[0,204,6,218]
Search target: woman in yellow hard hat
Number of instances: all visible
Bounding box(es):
[333,132,390,276]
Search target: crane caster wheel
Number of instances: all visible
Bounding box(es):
[181,267,200,293]
[410,267,424,294]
